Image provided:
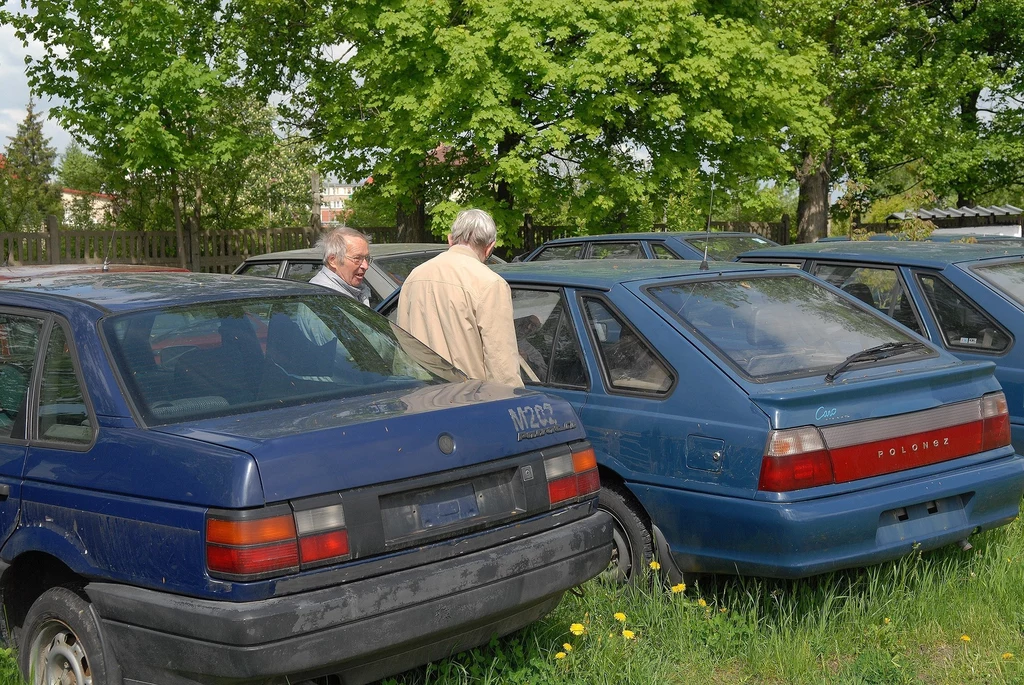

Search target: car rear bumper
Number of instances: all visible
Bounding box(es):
[635,454,1024,579]
[86,509,612,685]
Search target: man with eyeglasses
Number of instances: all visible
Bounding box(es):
[310,227,372,306]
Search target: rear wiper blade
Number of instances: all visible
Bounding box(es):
[824,341,927,384]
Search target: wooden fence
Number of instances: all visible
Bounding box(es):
[0,219,414,273]
[0,213,792,271]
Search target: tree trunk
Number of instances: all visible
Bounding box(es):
[396,198,426,242]
[954,89,981,208]
[796,150,830,243]
[170,174,186,269]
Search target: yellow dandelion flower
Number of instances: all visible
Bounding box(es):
[961,634,971,642]
[569,623,585,636]
[698,598,707,607]
[562,643,573,652]
[649,560,661,571]
[1003,652,1014,660]
[554,652,566,660]
[613,612,627,622]
[670,583,686,594]
[622,629,636,640]
[720,607,728,613]
[884,617,891,625]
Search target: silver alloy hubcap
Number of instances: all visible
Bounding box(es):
[30,620,92,685]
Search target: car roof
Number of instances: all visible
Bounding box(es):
[741,241,1024,268]
[0,272,319,313]
[0,263,188,280]
[493,258,791,289]
[539,231,769,246]
[246,242,447,262]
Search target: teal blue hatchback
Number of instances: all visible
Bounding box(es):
[739,242,1024,455]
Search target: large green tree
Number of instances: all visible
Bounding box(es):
[0,100,60,232]
[284,0,828,245]
[2,0,278,261]
[767,0,972,241]
[921,0,1024,207]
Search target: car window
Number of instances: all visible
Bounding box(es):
[510,289,587,389]
[284,261,320,282]
[682,235,776,261]
[374,252,444,284]
[581,297,673,395]
[104,295,466,425]
[588,242,643,259]
[973,260,1024,309]
[534,244,583,261]
[238,262,281,278]
[811,263,923,334]
[37,323,93,445]
[916,273,1011,353]
[0,314,43,440]
[647,274,932,381]
[650,243,680,260]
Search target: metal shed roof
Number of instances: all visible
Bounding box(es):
[887,205,1023,221]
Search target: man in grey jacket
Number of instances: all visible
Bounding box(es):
[310,227,372,305]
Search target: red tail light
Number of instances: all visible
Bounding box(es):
[206,501,350,579]
[759,426,835,492]
[545,443,600,506]
[761,394,1012,493]
[981,392,1011,452]
[206,511,299,578]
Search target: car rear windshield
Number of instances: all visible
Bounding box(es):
[681,235,776,261]
[103,295,465,425]
[973,260,1024,308]
[647,274,932,381]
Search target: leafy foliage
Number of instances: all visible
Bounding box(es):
[289,0,827,244]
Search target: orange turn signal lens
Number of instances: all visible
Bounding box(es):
[207,514,297,546]
[572,446,597,472]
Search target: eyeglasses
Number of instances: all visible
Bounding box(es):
[345,254,373,266]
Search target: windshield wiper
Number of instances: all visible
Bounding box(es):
[824,341,927,384]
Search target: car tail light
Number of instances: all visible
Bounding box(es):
[295,503,350,566]
[545,442,600,507]
[206,511,299,578]
[981,391,1011,452]
[758,426,835,492]
[206,501,350,579]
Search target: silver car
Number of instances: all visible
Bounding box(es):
[234,243,505,307]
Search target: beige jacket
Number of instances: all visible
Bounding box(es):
[397,245,525,388]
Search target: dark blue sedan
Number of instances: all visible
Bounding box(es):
[0,271,610,684]
[392,260,1024,583]
[738,242,1024,456]
[519,231,778,263]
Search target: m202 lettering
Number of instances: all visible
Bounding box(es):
[878,437,949,458]
[815,406,838,420]
[509,403,557,432]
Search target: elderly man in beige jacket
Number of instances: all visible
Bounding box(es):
[397,209,525,389]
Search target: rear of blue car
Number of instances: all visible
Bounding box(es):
[630,271,1024,579]
[2,280,611,685]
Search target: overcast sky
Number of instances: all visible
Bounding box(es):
[1,1,72,155]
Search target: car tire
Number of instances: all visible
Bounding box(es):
[19,586,118,685]
[598,484,653,584]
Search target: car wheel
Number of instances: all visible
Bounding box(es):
[598,484,653,584]
[19,586,116,685]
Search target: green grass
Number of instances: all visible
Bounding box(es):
[7,520,1024,684]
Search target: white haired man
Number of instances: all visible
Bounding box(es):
[310,227,372,305]
[397,209,524,388]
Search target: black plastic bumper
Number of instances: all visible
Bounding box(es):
[87,509,612,685]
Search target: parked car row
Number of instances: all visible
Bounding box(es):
[6,229,1024,685]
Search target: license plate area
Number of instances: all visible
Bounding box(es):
[380,468,526,547]
[876,493,972,545]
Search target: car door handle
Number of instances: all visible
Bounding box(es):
[0,484,10,499]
